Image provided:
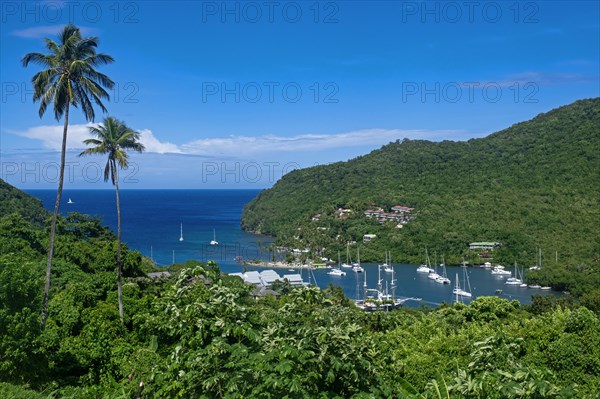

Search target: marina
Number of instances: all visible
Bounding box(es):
[239,262,559,307]
[29,189,560,307]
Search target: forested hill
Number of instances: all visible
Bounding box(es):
[241,98,600,265]
[0,179,49,225]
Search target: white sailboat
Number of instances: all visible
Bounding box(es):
[382,251,393,273]
[328,252,346,276]
[428,252,441,281]
[179,223,184,242]
[210,228,218,245]
[417,247,435,273]
[341,244,352,268]
[435,255,451,284]
[505,261,523,285]
[519,266,528,287]
[453,266,472,297]
[67,198,74,204]
[352,247,364,273]
[529,248,542,270]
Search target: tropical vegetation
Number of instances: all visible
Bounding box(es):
[1,180,600,398]
[22,23,115,328]
[242,98,600,300]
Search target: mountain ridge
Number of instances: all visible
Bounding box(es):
[241,98,600,266]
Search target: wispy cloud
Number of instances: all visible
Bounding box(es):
[13,124,465,158]
[11,25,96,39]
[505,71,598,85]
[460,71,599,88]
[181,129,461,156]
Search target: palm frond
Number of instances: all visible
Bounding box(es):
[22,23,114,122]
[80,116,145,182]
[21,52,54,68]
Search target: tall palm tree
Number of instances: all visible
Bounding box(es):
[79,117,145,324]
[22,24,114,328]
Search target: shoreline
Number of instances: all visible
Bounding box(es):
[244,261,329,269]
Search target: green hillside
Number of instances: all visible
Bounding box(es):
[242,99,600,271]
[0,179,50,225]
[1,181,600,398]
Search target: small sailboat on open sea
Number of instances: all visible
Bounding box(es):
[179,223,184,242]
[210,228,218,245]
[67,198,74,204]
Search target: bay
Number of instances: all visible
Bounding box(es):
[27,189,558,306]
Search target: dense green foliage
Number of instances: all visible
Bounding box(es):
[242,99,600,298]
[0,179,49,225]
[1,181,600,398]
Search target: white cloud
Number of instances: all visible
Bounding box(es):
[17,124,92,150]
[15,124,465,158]
[180,129,461,156]
[138,129,182,154]
[16,124,182,154]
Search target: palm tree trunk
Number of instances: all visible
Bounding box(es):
[114,160,124,325]
[41,103,69,329]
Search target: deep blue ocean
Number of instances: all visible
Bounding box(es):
[27,189,558,306]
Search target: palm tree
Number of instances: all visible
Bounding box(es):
[22,24,115,328]
[79,117,145,324]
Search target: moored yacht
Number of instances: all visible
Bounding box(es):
[417,248,434,273]
[491,265,511,275]
[327,268,346,276]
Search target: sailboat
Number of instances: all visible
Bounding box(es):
[435,255,451,284]
[67,198,74,204]
[179,223,184,242]
[529,247,542,270]
[427,252,441,281]
[328,251,346,277]
[341,244,352,268]
[505,261,523,285]
[452,266,472,297]
[519,266,528,287]
[416,263,431,273]
[352,247,364,273]
[382,251,393,273]
[210,228,218,245]
[417,247,435,273]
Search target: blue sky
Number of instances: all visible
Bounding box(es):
[1,0,598,189]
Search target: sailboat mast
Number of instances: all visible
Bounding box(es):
[455,273,460,304]
[391,262,396,301]
[363,268,367,302]
[355,270,359,301]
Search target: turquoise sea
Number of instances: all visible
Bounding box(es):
[27,189,558,306]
